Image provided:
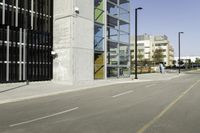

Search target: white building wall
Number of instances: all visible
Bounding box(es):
[131,34,174,66]
[53,0,94,84]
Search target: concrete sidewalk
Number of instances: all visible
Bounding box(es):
[0,73,183,105]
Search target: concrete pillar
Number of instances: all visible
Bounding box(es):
[53,0,94,84]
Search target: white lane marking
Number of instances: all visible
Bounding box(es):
[145,84,156,88]
[137,80,200,133]
[9,107,79,127]
[112,90,133,98]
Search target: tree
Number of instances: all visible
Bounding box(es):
[172,60,176,67]
[130,50,135,74]
[178,60,184,65]
[152,49,164,65]
[138,51,144,73]
[195,58,200,64]
[138,51,144,64]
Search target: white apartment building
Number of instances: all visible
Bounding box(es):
[131,34,174,66]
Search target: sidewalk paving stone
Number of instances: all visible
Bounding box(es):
[0,73,184,105]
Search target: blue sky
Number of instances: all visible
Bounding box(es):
[130,0,200,56]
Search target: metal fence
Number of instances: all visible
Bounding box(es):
[0,0,53,83]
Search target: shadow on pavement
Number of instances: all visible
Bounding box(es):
[0,85,27,93]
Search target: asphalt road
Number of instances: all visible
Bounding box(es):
[0,72,200,133]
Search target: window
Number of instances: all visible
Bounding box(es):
[119,8,129,21]
[155,43,167,46]
[138,43,144,46]
[107,2,118,17]
[119,0,130,10]
[109,0,118,4]
[119,31,129,43]
[107,27,118,41]
[107,15,118,28]
[94,24,104,51]
[95,0,104,24]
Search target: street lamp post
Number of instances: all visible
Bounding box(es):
[135,7,143,79]
[178,32,184,74]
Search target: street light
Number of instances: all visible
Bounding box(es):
[178,32,184,74]
[135,7,143,79]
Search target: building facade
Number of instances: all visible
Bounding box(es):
[0,0,130,83]
[0,0,53,83]
[94,0,130,79]
[153,35,174,66]
[54,0,130,84]
[131,34,174,66]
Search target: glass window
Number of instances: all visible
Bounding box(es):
[138,43,144,46]
[119,67,129,77]
[109,0,118,4]
[119,44,129,55]
[95,36,104,51]
[119,0,130,10]
[107,67,118,78]
[119,8,129,21]
[119,31,129,43]
[107,53,118,65]
[106,0,130,78]
[107,41,118,66]
[95,0,104,24]
[107,16,118,29]
[119,44,129,65]
[155,43,167,46]
[107,27,118,41]
[119,20,129,32]
[119,55,129,65]
[107,41,118,53]
[95,0,104,9]
[94,24,104,51]
[94,64,104,79]
[94,52,104,79]
[95,8,104,24]
[107,2,119,17]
